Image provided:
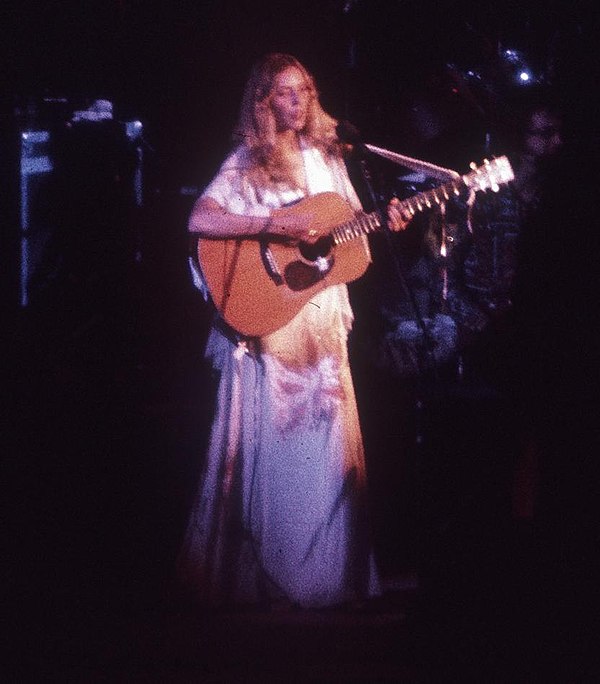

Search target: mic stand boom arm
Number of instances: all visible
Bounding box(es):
[364,143,460,181]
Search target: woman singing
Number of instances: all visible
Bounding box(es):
[178,53,408,609]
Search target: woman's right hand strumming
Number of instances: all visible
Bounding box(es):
[188,196,316,243]
[263,210,317,243]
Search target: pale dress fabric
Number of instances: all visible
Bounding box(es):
[178,140,380,608]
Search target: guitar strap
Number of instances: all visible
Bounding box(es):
[212,308,249,346]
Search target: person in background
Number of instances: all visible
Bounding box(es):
[457,88,564,524]
[463,87,564,343]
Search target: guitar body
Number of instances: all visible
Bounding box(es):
[198,192,371,338]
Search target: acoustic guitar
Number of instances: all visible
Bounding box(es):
[197,156,514,337]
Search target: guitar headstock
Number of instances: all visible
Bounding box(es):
[464,156,514,193]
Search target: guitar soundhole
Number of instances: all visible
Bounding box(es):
[299,236,333,262]
[283,236,335,291]
[284,255,335,291]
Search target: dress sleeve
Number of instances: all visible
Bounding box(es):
[201,147,268,217]
[191,147,267,298]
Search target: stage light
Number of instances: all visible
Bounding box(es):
[503,49,520,62]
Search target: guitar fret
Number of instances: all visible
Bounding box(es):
[333,213,380,244]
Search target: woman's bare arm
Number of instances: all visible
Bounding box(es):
[189,195,320,242]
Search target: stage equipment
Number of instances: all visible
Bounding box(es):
[364,144,460,182]
[339,132,512,377]
[17,129,55,307]
[6,102,144,308]
[336,120,460,181]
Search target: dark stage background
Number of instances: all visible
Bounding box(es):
[3,1,599,679]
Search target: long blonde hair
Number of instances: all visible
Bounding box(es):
[233,53,343,189]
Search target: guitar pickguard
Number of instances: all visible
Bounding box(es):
[260,242,284,285]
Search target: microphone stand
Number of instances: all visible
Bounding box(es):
[353,144,441,378]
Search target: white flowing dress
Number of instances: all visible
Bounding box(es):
[178,140,381,608]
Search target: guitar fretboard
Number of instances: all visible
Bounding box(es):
[330,178,464,246]
[332,212,381,244]
[400,179,463,215]
[329,156,512,247]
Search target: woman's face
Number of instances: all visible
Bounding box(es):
[269,67,312,133]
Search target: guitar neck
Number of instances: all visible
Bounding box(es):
[330,155,513,246]
[331,176,467,246]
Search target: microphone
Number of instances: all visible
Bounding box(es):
[336,120,370,156]
[336,119,361,144]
